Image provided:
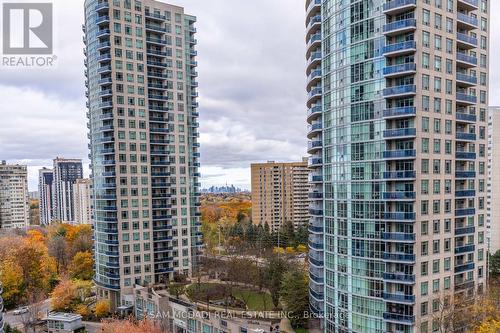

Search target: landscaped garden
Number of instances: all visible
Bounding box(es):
[186,283,274,311]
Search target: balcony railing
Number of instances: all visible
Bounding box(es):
[383,106,416,118]
[457,12,478,27]
[455,208,476,216]
[457,33,478,46]
[456,112,477,122]
[456,132,476,141]
[456,73,478,85]
[382,232,416,241]
[455,262,475,273]
[383,253,416,262]
[455,190,476,197]
[457,53,478,66]
[456,93,477,104]
[383,84,416,97]
[383,19,417,34]
[383,313,415,324]
[383,170,416,179]
[384,212,416,221]
[383,149,416,159]
[457,0,478,9]
[383,272,415,283]
[455,226,475,235]
[383,63,416,76]
[383,41,416,55]
[383,127,417,138]
[383,191,416,200]
[456,151,476,160]
[455,244,475,254]
[383,292,415,303]
[383,0,417,13]
[455,170,476,178]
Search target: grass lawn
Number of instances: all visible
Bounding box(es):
[232,288,273,311]
[186,283,274,311]
[294,327,309,333]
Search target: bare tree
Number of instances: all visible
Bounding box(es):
[47,234,69,274]
[20,291,46,333]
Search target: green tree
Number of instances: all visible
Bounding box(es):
[489,250,500,276]
[265,255,287,308]
[280,269,309,328]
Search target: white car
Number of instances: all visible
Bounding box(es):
[13,306,29,315]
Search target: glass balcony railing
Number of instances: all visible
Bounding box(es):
[455,208,476,216]
[455,244,475,254]
[383,253,416,262]
[456,73,478,85]
[456,112,477,122]
[456,93,477,104]
[383,0,417,12]
[383,19,417,34]
[383,84,416,97]
[456,151,476,159]
[383,63,416,76]
[384,212,416,221]
[382,232,416,241]
[308,87,322,99]
[383,106,416,118]
[383,41,416,55]
[458,0,478,9]
[307,15,321,30]
[383,292,415,303]
[457,12,478,27]
[383,313,415,324]
[383,127,417,138]
[383,191,416,200]
[456,132,476,141]
[383,170,416,179]
[455,262,475,273]
[383,149,416,159]
[455,190,476,197]
[457,53,477,66]
[307,33,321,46]
[455,226,475,235]
[457,33,478,46]
[455,171,476,178]
[383,272,415,283]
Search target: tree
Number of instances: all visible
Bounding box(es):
[51,279,78,311]
[168,284,186,299]
[48,234,69,274]
[280,269,309,328]
[69,251,94,280]
[265,255,287,308]
[95,300,111,318]
[0,258,24,308]
[489,250,500,276]
[102,317,163,333]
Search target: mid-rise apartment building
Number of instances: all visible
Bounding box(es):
[306,0,490,332]
[73,178,92,225]
[39,167,54,225]
[487,107,500,254]
[84,0,201,310]
[52,158,84,223]
[251,159,309,231]
[0,161,29,229]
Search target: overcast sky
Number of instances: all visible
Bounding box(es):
[1,0,500,191]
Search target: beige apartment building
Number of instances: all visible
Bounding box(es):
[73,178,92,225]
[84,0,201,311]
[488,107,500,254]
[251,159,309,231]
[0,161,29,229]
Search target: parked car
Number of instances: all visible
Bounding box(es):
[13,306,29,315]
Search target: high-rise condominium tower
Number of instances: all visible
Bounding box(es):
[487,107,500,254]
[39,167,54,225]
[74,178,93,225]
[53,158,84,223]
[306,0,490,332]
[84,0,201,310]
[251,159,309,231]
[0,161,29,229]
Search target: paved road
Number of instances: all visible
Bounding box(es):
[83,321,104,333]
[4,299,51,330]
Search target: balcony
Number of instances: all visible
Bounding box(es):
[456,73,478,86]
[383,313,415,325]
[383,19,417,36]
[383,40,416,56]
[456,132,476,141]
[307,51,322,70]
[96,29,110,38]
[455,170,476,178]
[383,272,415,284]
[455,208,475,216]
[308,140,322,153]
[309,208,323,216]
[306,32,321,49]
[456,93,477,105]
[383,84,416,98]
[307,122,322,138]
[96,41,110,50]
[457,53,478,67]
[96,15,110,25]
[383,63,416,77]
[455,189,476,197]
[383,106,416,119]
[307,87,322,102]
[382,232,416,242]
[457,33,478,48]
[383,149,416,160]
[383,253,416,263]
[455,262,475,273]
[456,112,477,122]
[383,0,417,14]
[455,244,475,254]
[306,0,321,19]
[383,191,416,201]
[308,157,322,167]
[383,292,415,304]
[309,192,323,199]
[456,151,476,160]
[310,174,323,182]
[306,15,321,34]
[146,37,168,45]
[383,170,416,180]
[455,226,475,235]
[307,69,322,88]
[383,127,416,139]
[384,212,416,221]
[145,11,166,20]
[457,0,478,10]
[145,24,167,33]
[457,12,478,29]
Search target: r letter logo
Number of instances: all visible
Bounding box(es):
[3,3,53,54]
